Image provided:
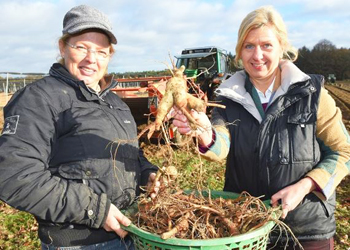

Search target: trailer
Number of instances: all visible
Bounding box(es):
[111,76,172,124]
[111,46,232,139]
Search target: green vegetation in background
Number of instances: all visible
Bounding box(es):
[0,203,40,249]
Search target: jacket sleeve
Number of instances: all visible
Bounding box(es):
[138,149,158,186]
[198,99,231,162]
[306,87,350,200]
[0,84,108,229]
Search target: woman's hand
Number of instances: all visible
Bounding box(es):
[103,204,131,238]
[271,177,316,219]
[171,108,213,146]
[147,172,160,199]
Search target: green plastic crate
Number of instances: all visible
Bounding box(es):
[123,190,276,250]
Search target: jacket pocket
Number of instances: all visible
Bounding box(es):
[286,112,317,163]
[111,145,140,209]
[58,159,112,179]
[57,145,141,210]
[58,159,114,198]
[284,192,336,236]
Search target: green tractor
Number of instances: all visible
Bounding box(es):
[327,74,336,84]
[175,46,232,101]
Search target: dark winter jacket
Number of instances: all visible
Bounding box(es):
[0,63,157,246]
[201,61,350,242]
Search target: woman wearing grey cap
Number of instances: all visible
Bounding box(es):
[0,5,159,249]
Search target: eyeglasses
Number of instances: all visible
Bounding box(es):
[65,42,110,60]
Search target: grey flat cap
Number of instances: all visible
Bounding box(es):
[63,5,117,44]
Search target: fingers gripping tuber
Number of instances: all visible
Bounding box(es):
[154,65,200,131]
[138,65,209,139]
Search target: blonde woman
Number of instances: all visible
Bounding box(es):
[172,6,350,249]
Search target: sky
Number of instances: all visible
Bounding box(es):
[1,0,349,75]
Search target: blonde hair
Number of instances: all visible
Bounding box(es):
[234,6,298,68]
[57,30,115,74]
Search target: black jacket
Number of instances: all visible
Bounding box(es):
[0,63,157,246]
[213,74,336,241]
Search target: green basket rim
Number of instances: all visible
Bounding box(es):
[123,190,276,247]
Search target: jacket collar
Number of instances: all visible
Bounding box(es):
[216,70,262,121]
[215,61,311,123]
[277,60,310,96]
[49,63,117,99]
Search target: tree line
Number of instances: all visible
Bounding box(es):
[113,69,170,79]
[295,39,350,81]
[112,39,349,81]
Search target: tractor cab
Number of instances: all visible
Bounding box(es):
[328,74,336,84]
[175,46,231,101]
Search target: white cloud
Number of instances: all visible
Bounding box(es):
[0,0,349,74]
[294,0,350,15]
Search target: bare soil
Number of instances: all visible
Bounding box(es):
[325,84,350,132]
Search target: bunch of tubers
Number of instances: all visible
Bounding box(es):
[138,64,224,140]
[132,166,275,240]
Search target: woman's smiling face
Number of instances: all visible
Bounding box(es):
[59,31,111,89]
[240,25,283,85]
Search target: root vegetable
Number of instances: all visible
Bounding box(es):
[161,212,190,239]
[138,64,225,140]
[154,65,199,131]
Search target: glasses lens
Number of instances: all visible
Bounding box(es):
[68,43,109,60]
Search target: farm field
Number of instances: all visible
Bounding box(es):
[0,81,349,249]
[324,82,350,249]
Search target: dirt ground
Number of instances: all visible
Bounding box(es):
[0,93,12,130]
[0,93,13,108]
[325,84,350,132]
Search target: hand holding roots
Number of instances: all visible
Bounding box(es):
[138,64,225,140]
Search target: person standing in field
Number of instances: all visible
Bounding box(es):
[172,5,350,250]
[0,5,159,250]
